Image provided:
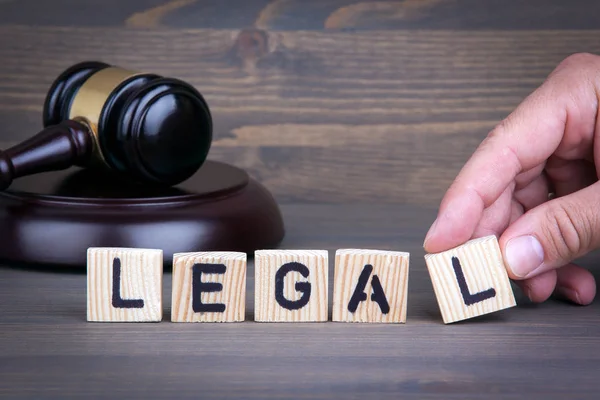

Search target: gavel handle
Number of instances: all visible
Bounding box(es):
[0,120,94,190]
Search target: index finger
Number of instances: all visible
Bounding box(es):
[423,53,600,253]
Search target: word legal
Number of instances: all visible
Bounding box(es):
[86,235,516,325]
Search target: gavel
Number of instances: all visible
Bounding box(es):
[0,61,213,189]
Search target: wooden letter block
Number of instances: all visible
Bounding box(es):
[424,235,516,324]
[87,247,163,322]
[332,249,409,323]
[171,252,247,322]
[254,250,328,322]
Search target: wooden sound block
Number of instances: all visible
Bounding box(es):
[0,161,285,268]
[332,249,409,323]
[424,235,517,324]
[171,251,247,322]
[87,247,163,322]
[254,250,328,322]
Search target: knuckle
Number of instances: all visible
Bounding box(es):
[485,119,521,161]
[541,202,594,260]
[562,52,599,67]
[483,119,512,151]
[543,52,600,133]
[491,115,513,137]
[556,52,599,72]
[552,52,600,82]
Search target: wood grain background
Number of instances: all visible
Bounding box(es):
[1,0,599,207]
[2,4,600,398]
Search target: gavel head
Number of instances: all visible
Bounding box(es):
[42,61,212,186]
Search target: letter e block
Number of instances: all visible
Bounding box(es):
[332,249,409,323]
[87,248,163,322]
[171,252,247,322]
[254,250,328,322]
[424,235,516,324]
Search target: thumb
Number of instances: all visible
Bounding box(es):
[500,181,600,280]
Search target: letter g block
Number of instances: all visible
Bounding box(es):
[254,250,328,322]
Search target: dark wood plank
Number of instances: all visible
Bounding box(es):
[0,204,599,399]
[1,25,599,204]
[2,0,600,30]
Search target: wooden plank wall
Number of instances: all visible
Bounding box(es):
[1,0,599,205]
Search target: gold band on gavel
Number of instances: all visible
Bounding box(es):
[68,67,140,166]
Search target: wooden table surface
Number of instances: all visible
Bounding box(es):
[2,205,600,399]
[1,1,600,398]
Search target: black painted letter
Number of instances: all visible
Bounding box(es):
[112,257,144,309]
[347,264,390,314]
[192,263,227,313]
[275,262,311,310]
[451,256,496,306]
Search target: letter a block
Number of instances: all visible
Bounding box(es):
[332,249,409,323]
[87,248,163,322]
[254,250,328,322]
[424,235,516,324]
[171,252,247,322]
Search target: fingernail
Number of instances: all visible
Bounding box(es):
[554,286,582,305]
[504,235,544,278]
[423,218,439,248]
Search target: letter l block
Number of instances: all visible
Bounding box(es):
[254,250,328,322]
[87,247,163,322]
[425,235,516,324]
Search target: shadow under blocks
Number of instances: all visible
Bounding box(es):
[86,235,516,324]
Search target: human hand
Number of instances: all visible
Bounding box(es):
[423,53,600,305]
